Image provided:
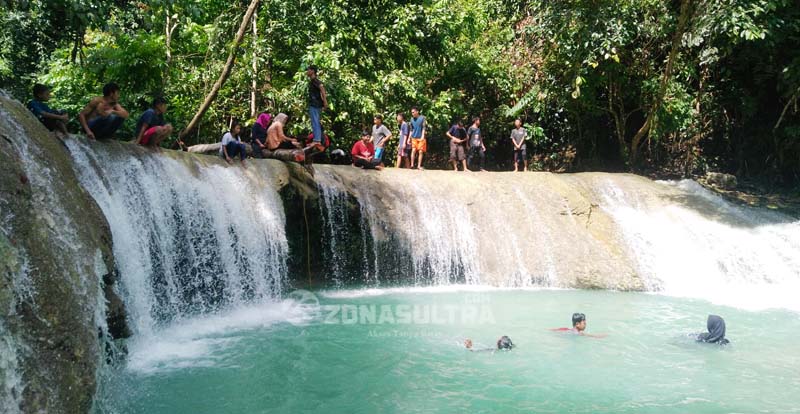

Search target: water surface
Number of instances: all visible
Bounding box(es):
[96,288,800,413]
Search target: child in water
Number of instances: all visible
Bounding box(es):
[550,313,607,338]
[464,336,514,352]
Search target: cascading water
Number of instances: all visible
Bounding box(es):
[596,176,800,311]
[315,168,482,286]
[65,139,289,337]
[0,321,23,414]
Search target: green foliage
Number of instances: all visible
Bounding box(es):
[1,0,798,183]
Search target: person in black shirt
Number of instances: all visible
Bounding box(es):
[467,117,486,171]
[446,120,469,171]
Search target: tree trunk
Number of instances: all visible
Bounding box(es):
[164,13,179,88]
[629,0,693,165]
[250,10,258,118]
[179,0,261,140]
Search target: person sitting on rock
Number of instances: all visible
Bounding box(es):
[351,130,383,170]
[79,82,129,140]
[266,113,301,151]
[251,112,271,158]
[550,313,606,338]
[219,120,247,167]
[134,97,176,148]
[28,84,69,139]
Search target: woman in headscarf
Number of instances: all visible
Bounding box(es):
[251,112,271,158]
[696,315,730,345]
[266,113,301,151]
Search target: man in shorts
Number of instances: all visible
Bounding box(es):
[510,118,528,172]
[396,112,411,168]
[372,114,392,165]
[409,106,427,170]
[446,119,468,171]
[135,97,176,148]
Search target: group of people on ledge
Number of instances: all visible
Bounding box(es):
[27,82,180,148]
[464,313,730,352]
[27,65,532,172]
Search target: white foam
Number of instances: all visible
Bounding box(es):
[125,300,311,374]
[318,284,567,298]
[602,178,800,313]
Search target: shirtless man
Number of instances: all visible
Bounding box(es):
[79,82,129,140]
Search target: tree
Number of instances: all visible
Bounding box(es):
[179,0,260,140]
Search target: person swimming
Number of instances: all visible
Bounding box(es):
[550,313,606,338]
[695,315,730,345]
[464,336,514,352]
[497,335,514,350]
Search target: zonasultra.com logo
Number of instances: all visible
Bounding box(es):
[286,289,496,326]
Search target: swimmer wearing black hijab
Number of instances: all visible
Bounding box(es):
[696,315,730,345]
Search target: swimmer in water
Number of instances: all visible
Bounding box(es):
[695,315,730,345]
[497,335,513,350]
[464,336,514,352]
[550,313,606,338]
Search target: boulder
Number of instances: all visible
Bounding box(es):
[0,93,128,413]
[706,172,738,190]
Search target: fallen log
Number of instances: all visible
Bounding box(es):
[186,142,304,162]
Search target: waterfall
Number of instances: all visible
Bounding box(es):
[63,139,800,318]
[315,168,483,286]
[597,177,800,311]
[0,322,23,414]
[65,139,289,337]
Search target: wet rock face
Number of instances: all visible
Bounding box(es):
[0,94,128,413]
[279,164,645,291]
[706,172,738,190]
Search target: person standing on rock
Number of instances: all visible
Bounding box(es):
[306,65,328,152]
[467,117,486,172]
[409,106,427,170]
[446,119,469,171]
[372,114,392,165]
[510,118,527,172]
[79,82,129,140]
[396,112,411,168]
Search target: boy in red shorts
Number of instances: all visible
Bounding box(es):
[135,97,177,148]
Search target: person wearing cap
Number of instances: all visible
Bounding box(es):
[306,65,328,151]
